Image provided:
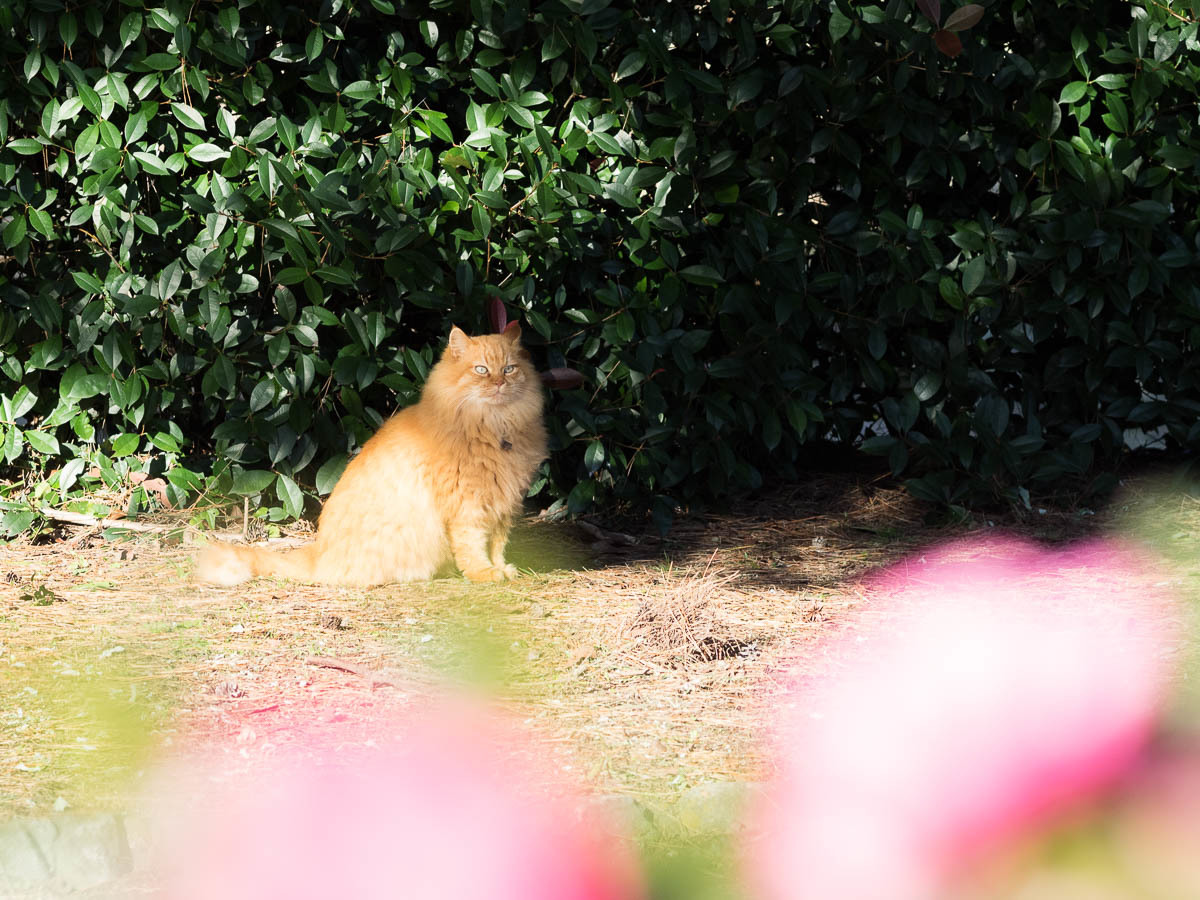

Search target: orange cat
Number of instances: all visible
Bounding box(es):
[195,322,547,587]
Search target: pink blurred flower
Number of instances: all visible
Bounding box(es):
[748,536,1176,900]
[159,703,643,900]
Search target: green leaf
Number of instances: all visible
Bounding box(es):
[171,102,204,131]
[584,440,605,473]
[566,479,595,514]
[25,430,60,455]
[27,208,54,238]
[276,267,309,286]
[867,328,887,360]
[150,432,181,452]
[305,28,324,62]
[247,116,277,145]
[111,433,140,456]
[471,68,501,97]
[315,454,348,495]
[141,53,180,70]
[249,378,275,413]
[615,50,645,81]
[602,181,637,207]
[59,364,107,401]
[314,265,354,285]
[1154,144,1197,170]
[975,394,1010,436]
[961,256,986,295]
[132,150,169,175]
[829,8,852,42]
[416,109,453,142]
[276,474,304,519]
[761,410,782,451]
[72,271,106,295]
[231,468,276,496]
[58,457,86,493]
[120,11,143,46]
[10,386,37,419]
[678,265,724,286]
[342,81,377,101]
[4,212,29,249]
[914,372,943,402]
[6,138,43,155]
[1059,81,1088,104]
[1,508,37,537]
[186,142,229,163]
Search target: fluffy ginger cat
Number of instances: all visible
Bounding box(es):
[195,322,547,587]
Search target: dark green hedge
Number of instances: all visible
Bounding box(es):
[1,0,1199,532]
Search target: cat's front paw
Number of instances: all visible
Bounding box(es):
[499,563,520,580]
[463,566,507,583]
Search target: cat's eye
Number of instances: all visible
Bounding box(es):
[474,365,489,375]
[502,365,516,374]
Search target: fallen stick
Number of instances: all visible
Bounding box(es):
[39,507,174,534]
[305,655,396,688]
[39,507,304,546]
[575,519,646,546]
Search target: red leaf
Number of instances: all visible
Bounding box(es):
[540,367,584,390]
[934,29,963,57]
[487,296,507,333]
[943,3,984,32]
[916,0,941,24]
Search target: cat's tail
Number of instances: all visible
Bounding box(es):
[194,540,321,586]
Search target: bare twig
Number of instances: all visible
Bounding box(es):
[576,519,647,546]
[38,507,304,546]
[38,508,174,534]
[305,655,396,688]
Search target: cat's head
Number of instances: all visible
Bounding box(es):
[442,321,538,410]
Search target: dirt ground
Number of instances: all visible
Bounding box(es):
[2,470,1122,828]
[5,467,1200,899]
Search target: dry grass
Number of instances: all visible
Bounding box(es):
[621,561,745,666]
[0,471,1115,821]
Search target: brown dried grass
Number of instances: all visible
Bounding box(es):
[2,471,1112,818]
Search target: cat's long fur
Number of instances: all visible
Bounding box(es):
[195,322,547,587]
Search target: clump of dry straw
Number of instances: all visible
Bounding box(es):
[620,558,747,665]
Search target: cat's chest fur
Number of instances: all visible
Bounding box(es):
[446,420,544,500]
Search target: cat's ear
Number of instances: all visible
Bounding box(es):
[502,321,522,343]
[447,325,470,358]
